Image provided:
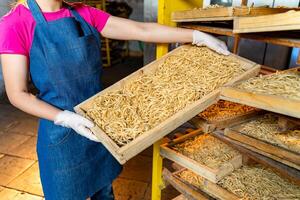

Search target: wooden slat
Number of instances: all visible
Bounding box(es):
[190,109,263,132]
[171,169,240,200]
[212,131,300,185]
[234,10,300,33]
[74,45,260,164]
[163,168,210,200]
[172,7,296,22]
[172,7,234,22]
[160,130,243,183]
[225,128,300,165]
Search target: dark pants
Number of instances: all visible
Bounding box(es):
[91,185,114,200]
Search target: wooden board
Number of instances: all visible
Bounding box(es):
[74,45,260,164]
[165,168,239,200]
[190,105,263,132]
[172,7,295,22]
[212,131,300,185]
[224,117,300,170]
[221,67,300,119]
[234,10,300,33]
[160,130,243,183]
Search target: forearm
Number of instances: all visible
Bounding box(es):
[139,23,193,43]
[9,91,61,121]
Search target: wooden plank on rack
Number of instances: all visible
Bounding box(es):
[163,168,210,200]
[172,7,296,22]
[234,10,300,33]
[212,131,300,185]
[160,130,243,183]
[224,128,300,166]
[74,45,260,164]
[172,7,234,22]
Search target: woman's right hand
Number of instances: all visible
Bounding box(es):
[54,110,100,142]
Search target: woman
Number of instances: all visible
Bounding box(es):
[0,0,229,199]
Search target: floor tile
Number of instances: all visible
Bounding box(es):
[9,118,38,136]
[8,162,43,196]
[0,188,43,200]
[0,116,19,134]
[9,137,38,160]
[113,178,148,200]
[119,155,152,182]
[0,156,35,186]
[0,132,31,155]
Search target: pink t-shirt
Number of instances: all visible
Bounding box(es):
[0,3,110,57]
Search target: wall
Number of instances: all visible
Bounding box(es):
[0,0,11,99]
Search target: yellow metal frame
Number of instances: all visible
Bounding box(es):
[152,1,203,200]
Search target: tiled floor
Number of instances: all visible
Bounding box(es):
[0,103,178,200]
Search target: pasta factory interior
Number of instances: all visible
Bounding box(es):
[0,0,300,200]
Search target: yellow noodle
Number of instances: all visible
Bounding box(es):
[173,133,239,169]
[239,114,300,154]
[237,71,300,100]
[179,166,300,200]
[199,100,258,122]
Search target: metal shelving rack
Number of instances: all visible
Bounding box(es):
[151,1,300,200]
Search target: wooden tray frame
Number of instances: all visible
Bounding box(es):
[190,105,263,132]
[74,45,260,164]
[163,168,239,200]
[221,67,300,119]
[224,115,300,170]
[172,7,295,22]
[160,130,243,183]
[234,10,300,33]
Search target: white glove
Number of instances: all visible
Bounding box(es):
[54,110,100,142]
[192,30,230,55]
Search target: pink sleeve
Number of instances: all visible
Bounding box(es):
[86,6,110,33]
[0,17,27,56]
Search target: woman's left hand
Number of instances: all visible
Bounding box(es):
[192,30,230,55]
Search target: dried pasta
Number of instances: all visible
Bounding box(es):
[178,166,300,200]
[199,100,258,122]
[173,133,239,169]
[86,46,245,146]
[237,71,300,101]
[239,114,300,154]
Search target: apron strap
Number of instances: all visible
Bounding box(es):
[27,0,47,24]
[63,2,93,35]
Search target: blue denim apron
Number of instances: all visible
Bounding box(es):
[27,0,122,199]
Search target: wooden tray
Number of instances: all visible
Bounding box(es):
[190,101,263,132]
[172,7,295,22]
[234,10,300,33]
[74,45,260,164]
[224,115,300,170]
[163,168,239,200]
[221,67,300,119]
[160,130,243,183]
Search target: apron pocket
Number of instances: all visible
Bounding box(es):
[39,120,74,147]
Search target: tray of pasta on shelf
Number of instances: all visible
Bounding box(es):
[165,164,300,200]
[74,45,260,164]
[221,67,300,118]
[224,113,300,170]
[190,100,262,132]
[160,129,243,183]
